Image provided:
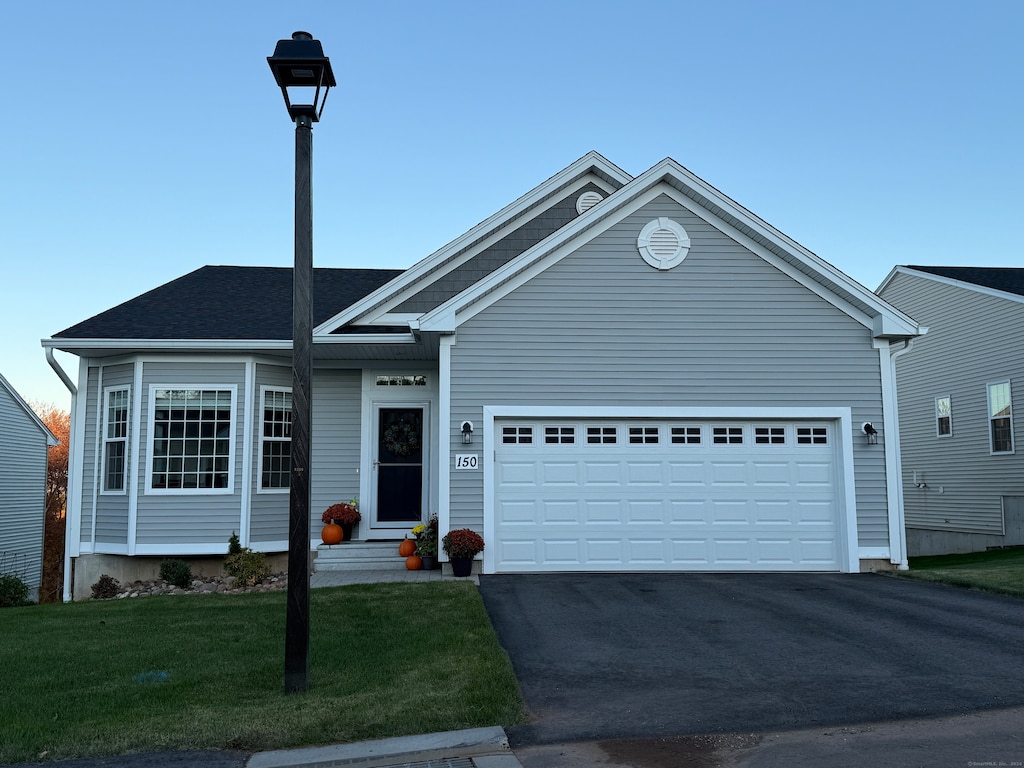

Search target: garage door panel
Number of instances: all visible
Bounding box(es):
[493,418,842,572]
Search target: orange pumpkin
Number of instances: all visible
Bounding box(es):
[398,539,416,557]
[321,523,343,545]
[405,555,422,570]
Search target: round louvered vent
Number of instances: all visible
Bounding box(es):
[576,190,604,214]
[637,217,690,270]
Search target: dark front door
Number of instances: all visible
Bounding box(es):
[375,407,424,523]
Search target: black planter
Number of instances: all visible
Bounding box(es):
[420,555,438,571]
[450,557,473,577]
[340,522,355,541]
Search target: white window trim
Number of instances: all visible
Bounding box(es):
[257,385,291,494]
[935,395,952,439]
[987,380,1014,455]
[145,385,237,495]
[100,385,131,496]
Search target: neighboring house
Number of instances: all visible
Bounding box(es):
[45,152,923,600]
[0,373,58,600]
[878,266,1024,556]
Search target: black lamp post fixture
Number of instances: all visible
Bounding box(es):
[268,31,335,694]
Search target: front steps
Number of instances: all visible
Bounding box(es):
[314,540,406,571]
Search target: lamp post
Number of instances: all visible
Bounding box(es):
[268,31,335,694]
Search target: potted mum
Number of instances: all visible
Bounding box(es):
[414,515,439,570]
[321,499,360,544]
[442,528,484,577]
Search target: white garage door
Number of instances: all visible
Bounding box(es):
[493,419,842,572]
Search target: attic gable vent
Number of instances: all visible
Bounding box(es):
[576,190,604,214]
[637,217,690,270]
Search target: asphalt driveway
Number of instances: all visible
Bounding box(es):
[478,572,1024,746]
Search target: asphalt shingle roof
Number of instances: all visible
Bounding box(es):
[54,266,404,340]
[907,266,1024,298]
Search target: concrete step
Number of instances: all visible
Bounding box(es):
[315,541,409,571]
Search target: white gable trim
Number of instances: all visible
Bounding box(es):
[314,153,632,335]
[879,265,1024,307]
[421,180,884,334]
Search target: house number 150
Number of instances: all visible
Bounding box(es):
[455,454,479,470]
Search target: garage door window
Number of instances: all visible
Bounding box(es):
[797,427,828,444]
[755,427,786,445]
[545,426,575,444]
[502,426,533,444]
[671,426,702,444]
[713,426,744,444]
[587,426,617,444]
[629,426,659,444]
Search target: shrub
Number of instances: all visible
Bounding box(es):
[224,549,270,587]
[159,559,193,589]
[227,531,242,556]
[442,528,485,559]
[0,574,29,608]
[90,574,120,600]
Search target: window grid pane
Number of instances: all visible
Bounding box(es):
[545,426,575,444]
[152,389,232,489]
[628,426,659,444]
[797,427,828,445]
[671,426,701,444]
[502,426,532,444]
[586,426,617,444]
[713,427,743,444]
[261,389,292,489]
[755,427,786,445]
[988,383,1013,453]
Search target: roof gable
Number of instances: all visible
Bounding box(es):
[418,157,921,340]
[879,266,1024,305]
[313,151,632,335]
[0,373,58,445]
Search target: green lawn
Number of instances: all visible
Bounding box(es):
[0,582,524,764]
[900,547,1024,598]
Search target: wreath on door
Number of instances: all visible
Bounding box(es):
[383,419,420,457]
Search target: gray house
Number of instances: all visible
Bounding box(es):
[0,373,58,600]
[46,152,923,600]
[878,266,1024,555]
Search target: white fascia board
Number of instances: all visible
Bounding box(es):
[313,153,632,335]
[883,265,1024,307]
[315,333,418,345]
[42,338,292,353]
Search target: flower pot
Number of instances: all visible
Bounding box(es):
[405,555,422,570]
[321,523,343,545]
[340,522,354,542]
[450,557,473,577]
[420,554,438,571]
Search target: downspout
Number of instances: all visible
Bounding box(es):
[887,338,917,570]
[46,348,78,601]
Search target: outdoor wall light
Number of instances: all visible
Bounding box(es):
[862,422,878,445]
[461,421,474,445]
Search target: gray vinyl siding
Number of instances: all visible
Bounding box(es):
[249,363,292,545]
[310,370,362,526]
[135,360,246,547]
[78,365,100,545]
[92,364,134,547]
[450,195,888,545]
[881,272,1024,534]
[248,366,362,547]
[0,382,50,593]
[395,184,607,313]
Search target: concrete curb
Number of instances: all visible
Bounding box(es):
[246,726,512,768]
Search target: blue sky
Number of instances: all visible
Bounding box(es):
[3,0,1021,410]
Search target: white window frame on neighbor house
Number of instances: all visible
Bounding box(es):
[101,385,131,494]
[145,386,237,494]
[987,381,1014,455]
[258,386,291,493]
[935,395,952,438]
